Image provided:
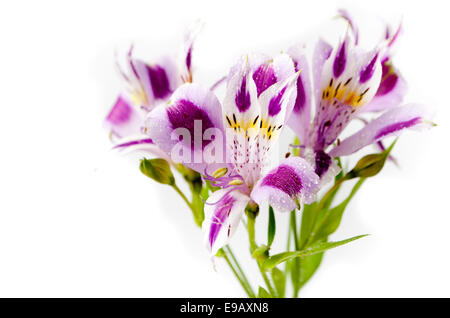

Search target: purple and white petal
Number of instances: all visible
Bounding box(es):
[181,21,203,82]
[104,94,145,138]
[223,56,262,184]
[202,189,250,256]
[338,9,359,44]
[330,104,433,157]
[312,38,333,103]
[312,41,382,150]
[145,83,225,173]
[251,157,319,213]
[131,56,179,107]
[112,135,173,162]
[287,44,312,146]
[247,71,300,185]
[223,56,260,123]
[250,53,277,96]
[363,55,407,113]
[259,71,300,134]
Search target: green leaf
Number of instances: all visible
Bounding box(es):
[267,206,276,247]
[299,247,325,288]
[299,203,316,247]
[311,178,365,243]
[290,257,301,297]
[262,234,368,270]
[271,267,285,298]
[257,286,272,298]
[139,158,175,185]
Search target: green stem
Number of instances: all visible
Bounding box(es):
[223,252,255,298]
[290,211,300,250]
[260,268,276,296]
[172,184,193,210]
[247,215,257,252]
[172,184,203,227]
[247,213,277,296]
[225,246,255,298]
[290,211,301,298]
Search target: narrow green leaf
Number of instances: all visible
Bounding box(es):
[271,267,285,298]
[311,178,365,243]
[290,257,301,297]
[299,202,317,247]
[257,286,272,298]
[299,247,325,288]
[267,206,276,247]
[139,158,175,185]
[262,234,368,270]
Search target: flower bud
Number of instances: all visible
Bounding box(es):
[347,153,387,179]
[252,245,269,261]
[140,158,175,186]
[346,139,397,179]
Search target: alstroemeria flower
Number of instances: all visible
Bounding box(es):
[145,55,320,255]
[287,14,432,182]
[104,25,200,155]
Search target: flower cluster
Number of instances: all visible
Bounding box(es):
[103,11,433,297]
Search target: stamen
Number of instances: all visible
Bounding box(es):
[212,167,228,178]
[228,179,244,186]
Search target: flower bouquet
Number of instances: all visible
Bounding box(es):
[103,10,433,298]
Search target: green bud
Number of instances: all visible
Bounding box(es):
[215,248,226,258]
[346,139,397,179]
[245,202,259,218]
[347,153,387,178]
[140,158,175,186]
[252,245,269,260]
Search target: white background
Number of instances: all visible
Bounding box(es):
[0,0,449,297]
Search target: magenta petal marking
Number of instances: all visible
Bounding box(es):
[314,150,332,177]
[376,73,398,96]
[333,41,347,78]
[106,96,132,125]
[113,138,154,149]
[261,165,303,197]
[235,76,251,112]
[208,194,236,248]
[252,64,277,97]
[293,74,306,113]
[374,117,421,140]
[359,53,379,83]
[186,46,193,71]
[268,86,287,116]
[146,64,171,99]
[166,99,215,150]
